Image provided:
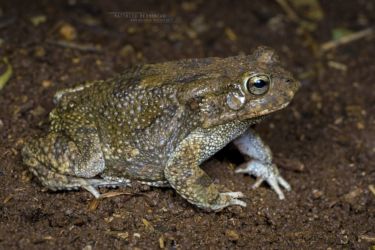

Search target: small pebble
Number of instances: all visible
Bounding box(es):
[59,23,77,41]
[343,188,363,204]
[42,80,52,88]
[30,15,47,26]
[30,105,45,117]
[120,45,135,57]
[225,27,237,41]
[312,189,323,199]
[34,47,46,58]
[181,2,197,12]
[225,229,240,241]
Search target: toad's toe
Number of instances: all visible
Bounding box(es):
[236,160,291,200]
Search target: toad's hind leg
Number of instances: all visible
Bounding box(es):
[23,156,125,198]
[22,114,120,198]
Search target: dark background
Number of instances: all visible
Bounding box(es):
[0,0,374,249]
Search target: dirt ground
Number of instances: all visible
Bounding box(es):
[0,0,374,249]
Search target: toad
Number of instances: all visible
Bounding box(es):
[22,47,300,211]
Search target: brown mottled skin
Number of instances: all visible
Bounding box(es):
[22,47,300,211]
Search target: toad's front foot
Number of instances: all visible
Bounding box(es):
[235,160,291,200]
[209,192,247,211]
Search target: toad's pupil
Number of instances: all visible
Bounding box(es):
[254,79,267,88]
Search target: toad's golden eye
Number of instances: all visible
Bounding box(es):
[245,74,270,95]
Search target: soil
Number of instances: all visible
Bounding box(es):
[0,0,374,249]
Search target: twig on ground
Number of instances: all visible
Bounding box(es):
[369,184,375,197]
[275,0,300,22]
[99,191,132,199]
[46,40,102,52]
[358,234,375,243]
[88,191,133,210]
[0,57,13,91]
[321,28,373,52]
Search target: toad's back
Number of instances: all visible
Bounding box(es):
[49,75,199,182]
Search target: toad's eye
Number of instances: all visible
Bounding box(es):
[245,74,270,95]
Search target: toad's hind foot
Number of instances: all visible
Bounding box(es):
[235,160,291,200]
[23,151,130,198]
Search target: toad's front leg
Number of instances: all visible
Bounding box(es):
[233,129,291,199]
[165,132,246,211]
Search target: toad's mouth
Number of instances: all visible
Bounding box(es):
[251,100,290,117]
[201,100,292,128]
[237,99,292,120]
